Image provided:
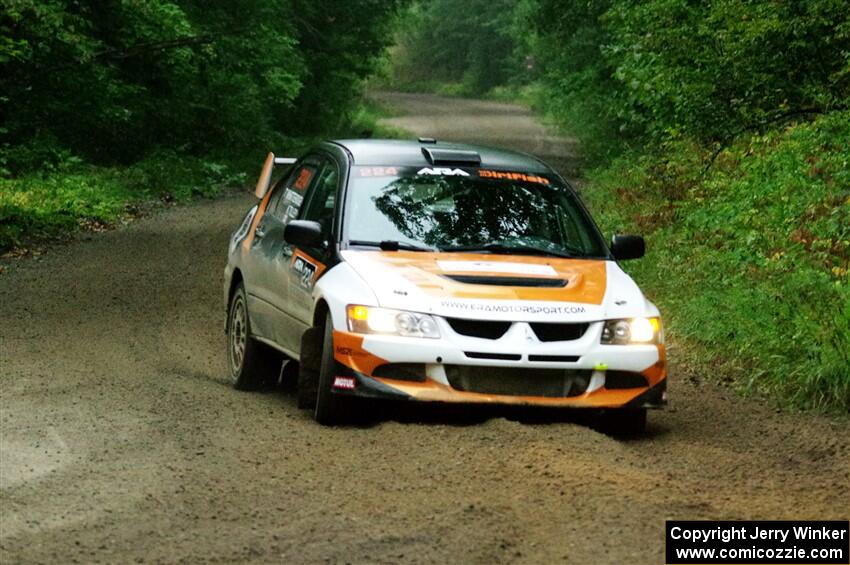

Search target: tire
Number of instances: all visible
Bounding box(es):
[226,282,281,390]
[296,327,322,409]
[597,408,647,437]
[313,313,355,425]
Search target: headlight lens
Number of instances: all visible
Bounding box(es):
[601,317,662,344]
[347,305,440,338]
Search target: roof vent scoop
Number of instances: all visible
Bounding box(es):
[422,147,482,166]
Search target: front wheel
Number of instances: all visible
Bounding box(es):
[314,313,355,425]
[226,282,280,390]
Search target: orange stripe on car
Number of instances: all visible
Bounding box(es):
[640,345,667,386]
[290,248,327,281]
[369,377,665,408]
[242,189,274,251]
[353,251,607,304]
[333,331,387,375]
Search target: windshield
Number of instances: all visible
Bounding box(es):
[344,166,608,258]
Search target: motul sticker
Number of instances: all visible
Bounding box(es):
[332,376,356,390]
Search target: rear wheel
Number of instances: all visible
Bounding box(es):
[597,408,647,437]
[314,313,355,425]
[226,282,281,390]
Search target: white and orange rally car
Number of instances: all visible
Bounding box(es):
[223,139,666,432]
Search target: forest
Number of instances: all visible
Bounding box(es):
[1,0,401,245]
[385,0,850,412]
[2,0,849,411]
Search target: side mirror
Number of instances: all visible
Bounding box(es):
[611,234,645,260]
[284,220,324,248]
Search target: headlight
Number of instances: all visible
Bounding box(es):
[347,305,440,338]
[601,317,662,345]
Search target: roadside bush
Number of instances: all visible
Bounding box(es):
[581,111,850,412]
[379,0,524,96]
[518,0,850,165]
[0,0,404,250]
[0,0,403,167]
[0,153,249,251]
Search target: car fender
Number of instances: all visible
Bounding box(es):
[312,261,379,331]
[602,261,661,319]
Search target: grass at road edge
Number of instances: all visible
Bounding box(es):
[579,111,850,414]
[0,98,406,256]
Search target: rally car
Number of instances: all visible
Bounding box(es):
[223,139,666,432]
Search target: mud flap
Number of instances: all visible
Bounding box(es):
[297,326,323,409]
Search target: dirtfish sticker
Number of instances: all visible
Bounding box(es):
[292,255,318,290]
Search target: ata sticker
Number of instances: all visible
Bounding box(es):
[292,255,318,290]
[417,167,470,177]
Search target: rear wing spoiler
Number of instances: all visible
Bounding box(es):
[254,152,297,199]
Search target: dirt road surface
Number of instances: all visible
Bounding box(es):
[1,92,848,564]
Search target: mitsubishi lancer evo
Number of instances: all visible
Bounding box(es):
[223,139,667,433]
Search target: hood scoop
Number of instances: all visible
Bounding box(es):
[442,274,568,288]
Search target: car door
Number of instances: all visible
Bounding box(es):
[247,160,319,346]
[283,156,341,339]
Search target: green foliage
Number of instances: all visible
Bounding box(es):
[518,0,850,163]
[380,0,525,95]
[1,0,403,170]
[507,0,850,411]
[0,152,248,249]
[514,0,623,163]
[582,111,850,412]
[0,0,405,250]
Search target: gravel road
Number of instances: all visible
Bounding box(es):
[1,92,848,564]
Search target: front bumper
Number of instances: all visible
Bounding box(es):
[330,325,667,409]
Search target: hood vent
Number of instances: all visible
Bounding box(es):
[443,274,567,288]
[422,147,481,166]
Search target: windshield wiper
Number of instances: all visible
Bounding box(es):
[348,239,434,252]
[440,243,583,259]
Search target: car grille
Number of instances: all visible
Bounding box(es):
[445,365,591,397]
[371,363,427,382]
[528,354,580,363]
[529,322,588,342]
[604,371,648,389]
[464,351,521,361]
[446,318,512,339]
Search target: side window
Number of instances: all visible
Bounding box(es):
[557,194,597,252]
[269,164,317,225]
[299,161,339,240]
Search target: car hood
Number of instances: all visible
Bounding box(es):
[340,250,651,322]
